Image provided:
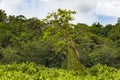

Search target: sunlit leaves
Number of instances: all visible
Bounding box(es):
[0,63,120,80]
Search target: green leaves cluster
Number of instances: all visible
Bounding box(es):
[0,62,120,80]
[0,8,120,70]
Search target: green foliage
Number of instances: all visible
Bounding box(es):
[109,23,120,41]
[0,47,20,64]
[90,22,103,35]
[0,8,120,71]
[86,64,120,80]
[0,10,7,22]
[0,63,120,80]
[43,9,84,70]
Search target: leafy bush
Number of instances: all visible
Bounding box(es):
[0,62,119,80]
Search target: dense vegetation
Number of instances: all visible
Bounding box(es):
[0,9,120,79]
[0,62,120,80]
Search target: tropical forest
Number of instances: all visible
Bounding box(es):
[0,9,120,80]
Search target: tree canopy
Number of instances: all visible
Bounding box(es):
[0,9,120,70]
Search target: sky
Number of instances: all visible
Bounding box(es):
[0,0,120,25]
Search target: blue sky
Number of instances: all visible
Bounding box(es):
[0,0,120,25]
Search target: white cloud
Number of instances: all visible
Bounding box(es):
[0,0,24,14]
[0,0,120,25]
[94,0,120,17]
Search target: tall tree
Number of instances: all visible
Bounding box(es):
[43,9,84,70]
